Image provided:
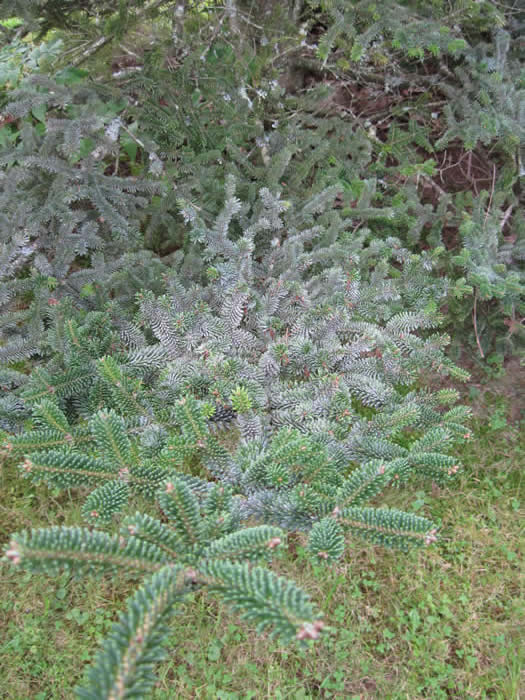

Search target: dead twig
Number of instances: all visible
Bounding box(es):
[72,0,168,67]
[72,35,113,66]
[500,204,513,232]
[484,163,497,226]
[473,291,485,359]
[421,175,449,200]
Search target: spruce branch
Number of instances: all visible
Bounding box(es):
[307,518,345,563]
[89,409,133,472]
[5,527,168,576]
[201,525,285,563]
[120,513,186,561]
[75,565,189,700]
[200,560,323,642]
[336,507,438,551]
[82,481,130,525]
[157,479,206,547]
[18,451,120,489]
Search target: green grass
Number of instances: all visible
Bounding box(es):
[1,393,523,699]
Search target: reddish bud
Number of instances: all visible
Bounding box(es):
[424,529,438,546]
[185,568,198,582]
[5,548,21,565]
[296,620,325,640]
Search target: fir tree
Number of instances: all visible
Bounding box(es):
[6,479,323,698]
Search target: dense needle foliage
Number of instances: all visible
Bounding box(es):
[0,1,522,697]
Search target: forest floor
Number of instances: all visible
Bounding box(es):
[1,375,523,699]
